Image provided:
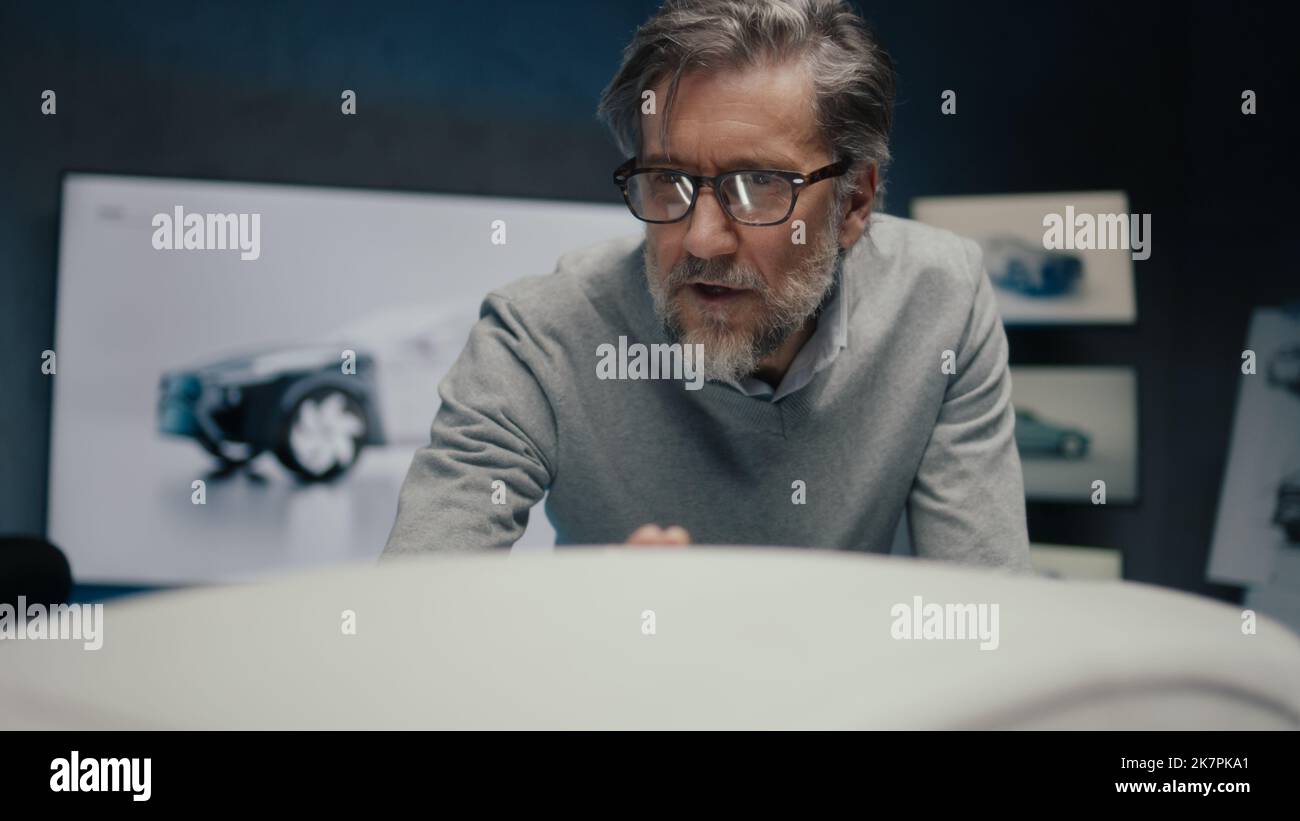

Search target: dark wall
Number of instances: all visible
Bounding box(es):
[1,1,1292,599]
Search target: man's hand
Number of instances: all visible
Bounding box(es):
[624,524,691,547]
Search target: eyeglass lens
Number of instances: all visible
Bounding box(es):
[626,171,793,224]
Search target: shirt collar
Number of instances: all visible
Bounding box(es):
[724,260,850,402]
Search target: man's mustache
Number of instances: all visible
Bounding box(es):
[666,256,767,292]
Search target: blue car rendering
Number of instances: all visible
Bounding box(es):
[979,236,1083,297]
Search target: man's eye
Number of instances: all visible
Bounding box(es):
[747,174,774,186]
[653,172,683,185]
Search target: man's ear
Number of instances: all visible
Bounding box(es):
[837,162,878,249]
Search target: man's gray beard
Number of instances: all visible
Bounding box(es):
[643,226,843,384]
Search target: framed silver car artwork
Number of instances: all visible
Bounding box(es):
[1010,366,1139,503]
[47,173,631,584]
[911,191,1139,325]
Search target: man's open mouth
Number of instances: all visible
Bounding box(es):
[687,282,747,303]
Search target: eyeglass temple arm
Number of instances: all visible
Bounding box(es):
[803,159,852,185]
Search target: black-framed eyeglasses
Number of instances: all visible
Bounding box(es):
[613,157,851,227]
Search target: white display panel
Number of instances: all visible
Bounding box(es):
[50,174,634,583]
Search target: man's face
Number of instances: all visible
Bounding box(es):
[640,60,846,382]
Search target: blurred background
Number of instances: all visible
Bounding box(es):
[0,1,1294,605]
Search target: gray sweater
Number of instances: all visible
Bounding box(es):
[383,214,1031,570]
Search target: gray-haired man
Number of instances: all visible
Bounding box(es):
[384,0,1031,568]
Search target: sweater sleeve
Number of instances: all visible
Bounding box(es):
[380,292,557,557]
[906,239,1033,571]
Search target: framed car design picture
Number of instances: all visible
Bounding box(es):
[1208,305,1300,586]
[911,191,1139,325]
[1009,366,1139,504]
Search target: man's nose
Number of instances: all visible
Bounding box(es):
[681,185,739,260]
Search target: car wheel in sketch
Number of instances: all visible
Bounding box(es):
[274,388,370,481]
[1056,432,1088,459]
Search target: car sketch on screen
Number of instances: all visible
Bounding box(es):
[1014,408,1090,459]
[978,236,1082,297]
[157,301,478,481]
[1268,346,1300,397]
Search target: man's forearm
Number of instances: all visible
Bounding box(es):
[382,293,557,557]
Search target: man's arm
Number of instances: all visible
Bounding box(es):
[381,293,557,558]
[907,238,1032,571]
